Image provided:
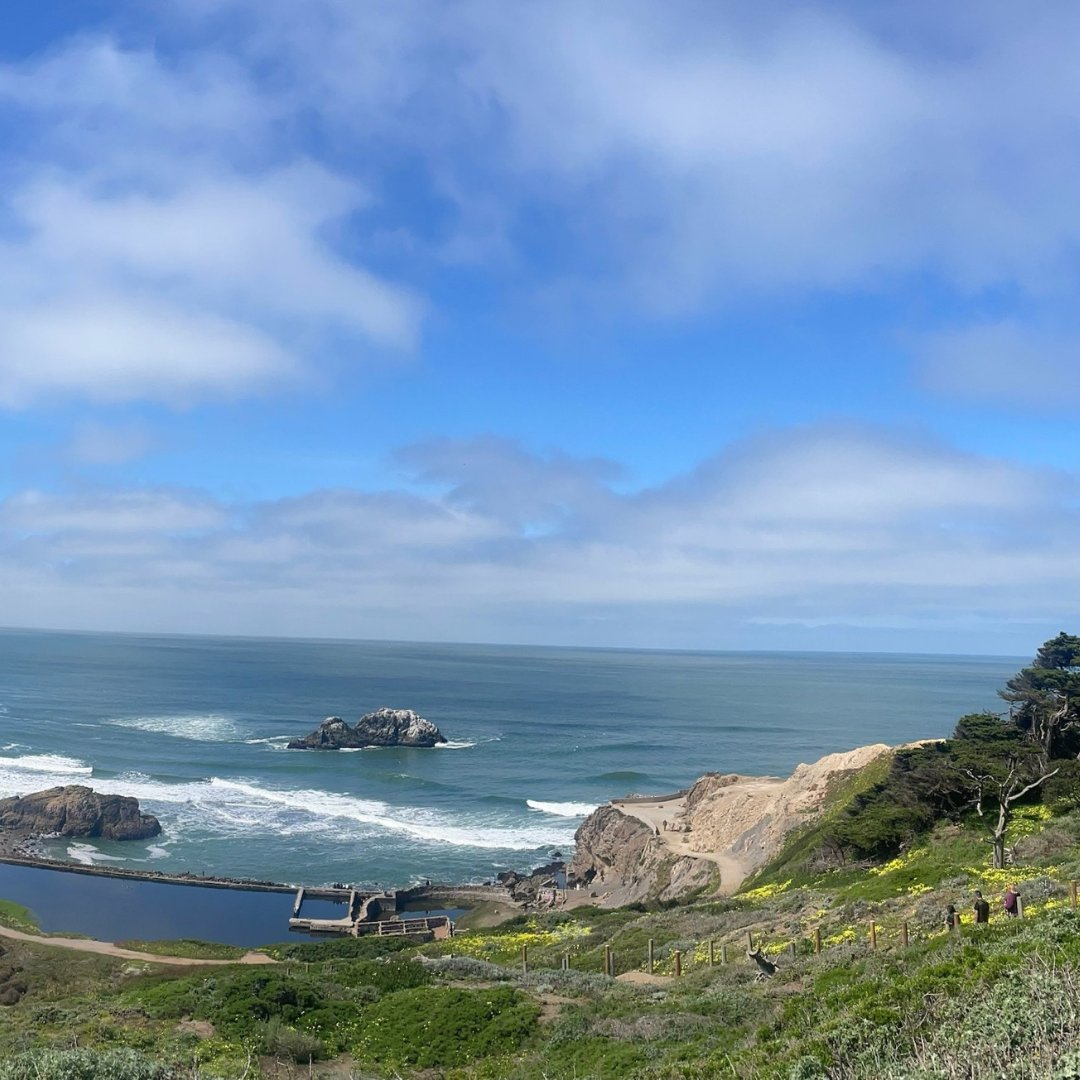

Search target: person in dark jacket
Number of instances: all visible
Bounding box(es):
[973,890,991,924]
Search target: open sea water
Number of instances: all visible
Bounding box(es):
[0,628,1024,891]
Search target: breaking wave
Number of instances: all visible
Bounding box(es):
[526,799,598,818]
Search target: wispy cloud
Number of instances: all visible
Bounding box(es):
[917,321,1080,408]
[0,39,419,407]
[1,428,1076,647]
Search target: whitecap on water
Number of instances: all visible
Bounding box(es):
[435,740,477,749]
[105,714,242,743]
[66,842,128,866]
[0,752,93,778]
[243,736,293,749]
[526,799,598,818]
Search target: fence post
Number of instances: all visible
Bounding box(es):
[746,931,754,951]
[604,944,612,977]
[1071,881,1077,910]
[648,938,655,974]
[673,950,682,978]
[870,921,877,950]
[562,952,570,971]
[788,942,796,961]
[813,928,821,955]
[901,922,909,948]
[952,916,962,937]
[1017,895,1025,919]
[709,940,715,967]
[721,943,728,965]
[522,945,528,974]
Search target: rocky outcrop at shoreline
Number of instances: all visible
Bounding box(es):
[287,708,448,749]
[571,742,896,907]
[0,786,161,843]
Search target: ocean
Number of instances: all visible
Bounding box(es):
[0,628,1024,891]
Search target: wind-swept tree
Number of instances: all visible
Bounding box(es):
[1000,632,1080,761]
[953,712,1059,868]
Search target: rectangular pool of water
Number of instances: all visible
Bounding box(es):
[0,863,297,948]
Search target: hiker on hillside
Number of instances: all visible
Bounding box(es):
[945,904,960,930]
[973,890,990,924]
[1003,884,1021,917]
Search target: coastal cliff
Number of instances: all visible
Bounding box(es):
[572,742,894,906]
[569,804,716,907]
[0,785,161,842]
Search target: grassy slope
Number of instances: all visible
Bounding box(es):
[3,794,1080,1078]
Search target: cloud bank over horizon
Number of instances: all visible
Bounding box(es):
[0,2,1077,652]
[2,426,1076,654]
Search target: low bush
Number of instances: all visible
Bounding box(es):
[351,985,539,1068]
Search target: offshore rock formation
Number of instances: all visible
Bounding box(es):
[287,708,448,750]
[0,786,161,841]
[571,743,894,907]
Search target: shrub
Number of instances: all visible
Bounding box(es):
[0,1048,174,1080]
[351,985,539,1068]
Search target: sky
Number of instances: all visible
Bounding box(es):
[0,1,1077,656]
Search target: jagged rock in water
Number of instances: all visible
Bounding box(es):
[0,785,161,841]
[287,708,447,750]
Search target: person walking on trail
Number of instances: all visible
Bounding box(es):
[945,904,960,930]
[973,890,991,924]
[1003,883,1021,917]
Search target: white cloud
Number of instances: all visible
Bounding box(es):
[1,427,1076,647]
[917,321,1080,408]
[171,0,1080,311]
[0,39,420,408]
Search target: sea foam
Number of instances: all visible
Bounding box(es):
[526,799,598,818]
[106,714,242,742]
[0,753,94,778]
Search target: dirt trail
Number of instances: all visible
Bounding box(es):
[0,924,276,966]
[614,796,753,894]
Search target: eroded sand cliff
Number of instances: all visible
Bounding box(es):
[570,743,893,907]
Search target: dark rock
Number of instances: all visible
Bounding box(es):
[287,708,447,749]
[0,786,161,841]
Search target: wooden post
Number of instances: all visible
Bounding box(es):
[869,921,877,950]
[721,943,728,965]
[1071,881,1077,910]
[708,940,715,967]
[788,942,796,961]
[648,938,655,974]
[604,944,612,977]
[521,945,528,974]
[901,922,909,948]
[1017,895,1025,919]
[813,928,821,954]
[952,916,961,937]
[746,931,754,951]
[562,952,570,971]
[673,950,682,978]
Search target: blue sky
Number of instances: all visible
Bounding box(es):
[0,1,1078,654]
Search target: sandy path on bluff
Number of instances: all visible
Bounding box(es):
[0,924,276,965]
[612,793,771,895]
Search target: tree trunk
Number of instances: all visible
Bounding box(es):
[992,802,1008,869]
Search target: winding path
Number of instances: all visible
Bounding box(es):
[0,924,276,966]
[613,796,751,894]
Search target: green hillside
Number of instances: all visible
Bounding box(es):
[1,634,1079,1079]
